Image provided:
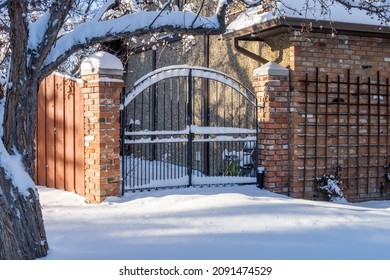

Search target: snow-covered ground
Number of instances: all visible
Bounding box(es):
[38,185,390,260]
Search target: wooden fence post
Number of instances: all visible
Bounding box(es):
[80,51,124,203]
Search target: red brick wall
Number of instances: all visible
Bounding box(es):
[290,33,390,80]
[254,32,390,202]
[288,33,390,201]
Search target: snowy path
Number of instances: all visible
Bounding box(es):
[38,185,390,260]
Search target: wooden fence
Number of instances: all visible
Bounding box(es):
[35,74,85,195]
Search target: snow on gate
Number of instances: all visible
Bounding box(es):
[121,65,261,192]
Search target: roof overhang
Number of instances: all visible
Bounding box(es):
[224,16,390,41]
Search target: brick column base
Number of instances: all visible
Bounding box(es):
[80,52,124,203]
[253,62,290,195]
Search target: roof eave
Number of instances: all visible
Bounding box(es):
[224,17,390,41]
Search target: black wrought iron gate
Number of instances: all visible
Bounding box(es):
[121,65,259,193]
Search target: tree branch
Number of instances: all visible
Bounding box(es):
[40,8,223,79]
[148,0,174,29]
[29,0,73,72]
[239,0,263,7]
[333,0,390,24]
[7,0,28,85]
[0,0,8,9]
[92,0,116,22]
[191,0,206,28]
[215,0,230,28]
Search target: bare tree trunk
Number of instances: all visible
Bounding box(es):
[0,78,48,259]
[0,83,48,258]
[3,81,38,176]
[0,169,48,259]
[0,0,49,260]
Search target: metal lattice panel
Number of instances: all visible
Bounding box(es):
[299,69,390,200]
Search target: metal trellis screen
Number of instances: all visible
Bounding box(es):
[299,69,390,200]
[121,65,259,192]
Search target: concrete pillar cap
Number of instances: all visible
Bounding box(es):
[253,62,289,77]
[80,51,123,77]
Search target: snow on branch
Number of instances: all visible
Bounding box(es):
[0,0,7,9]
[277,0,390,25]
[28,1,74,71]
[333,0,390,25]
[92,0,116,22]
[239,0,263,7]
[41,9,221,78]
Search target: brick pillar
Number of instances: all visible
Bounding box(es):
[80,51,124,203]
[253,62,290,195]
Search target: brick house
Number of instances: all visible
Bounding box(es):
[223,3,390,201]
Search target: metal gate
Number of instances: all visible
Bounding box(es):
[121,65,259,192]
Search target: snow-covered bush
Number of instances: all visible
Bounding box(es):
[315,166,345,201]
[222,142,255,177]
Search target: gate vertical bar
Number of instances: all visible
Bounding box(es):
[368,77,372,194]
[357,76,361,196]
[255,90,261,188]
[151,83,157,161]
[337,75,341,167]
[120,87,126,196]
[377,71,381,190]
[303,73,309,198]
[202,78,210,176]
[347,70,351,189]
[187,69,193,186]
[325,75,329,175]
[314,68,319,183]
[203,35,210,176]
[386,77,390,194]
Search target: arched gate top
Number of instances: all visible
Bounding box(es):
[124,65,256,107]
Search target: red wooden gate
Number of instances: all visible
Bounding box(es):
[35,74,85,195]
